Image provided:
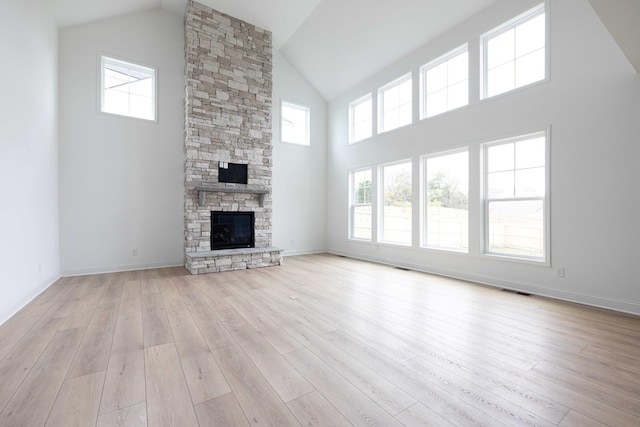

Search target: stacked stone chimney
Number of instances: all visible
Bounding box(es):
[183,1,281,274]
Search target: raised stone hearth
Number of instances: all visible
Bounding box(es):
[185,247,282,274]
[184,1,282,274]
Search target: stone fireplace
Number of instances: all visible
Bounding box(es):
[183,0,282,274]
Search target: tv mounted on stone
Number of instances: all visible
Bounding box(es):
[218,162,248,185]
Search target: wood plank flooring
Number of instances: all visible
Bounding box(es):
[0,254,639,426]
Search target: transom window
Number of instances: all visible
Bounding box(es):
[420,45,468,119]
[483,132,548,261]
[101,56,157,121]
[482,3,546,98]
[349,94,373,144]
[378,74,412,134]
[281,100,310,146]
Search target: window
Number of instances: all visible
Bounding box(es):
[101,56,156,121]
[281,100,310,145]
[380,161,412,245]
[349,94,373,144]
[420,45,468,119]
[422,150,469,251]
[349,169,373,240]
[378,74,412,134]
[482,3,546,99]
[483,132,547,260]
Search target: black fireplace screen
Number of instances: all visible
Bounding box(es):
[210,211,255,250]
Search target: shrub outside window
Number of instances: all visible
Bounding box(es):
[101,55,157,121]
[483,132,548,261]
[349,169,373,240]
[378,74,412,134]
[281,100,310,145]
[482,3,546,98]
[349,94,373,144]
[420,45,468,119]
[379,161,412,245]
[422,150,469,251]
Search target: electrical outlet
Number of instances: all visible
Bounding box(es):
[132,249,138,256]
[555,267,564,278]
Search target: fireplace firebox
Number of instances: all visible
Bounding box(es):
[210,211,255,250]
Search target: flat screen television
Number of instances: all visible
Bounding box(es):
[218,162,248,184]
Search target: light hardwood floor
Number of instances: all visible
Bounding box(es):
[0,253,639,426]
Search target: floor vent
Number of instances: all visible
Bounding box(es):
[502,289,532,296]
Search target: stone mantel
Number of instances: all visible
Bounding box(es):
[194,184,270,206]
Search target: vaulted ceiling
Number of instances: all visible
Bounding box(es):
[44,0,639,101]
[587,0,640,74]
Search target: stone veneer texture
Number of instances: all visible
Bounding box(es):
[184,0,274,261]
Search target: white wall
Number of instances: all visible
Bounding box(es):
[0,0,60,323]
[59,9,185,275]
[327,0,640,314]
[272,52,328,255]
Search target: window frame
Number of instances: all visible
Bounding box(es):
[377,73,413,134]
[349,167,374,241]
[280,99,311,146]
[421,148,470,252]
[480,2,548,100]
[378,159,413,246]
[481,130,550,264]
[99,54,158,122]
[349,93,373,144]
[420,44,469,120]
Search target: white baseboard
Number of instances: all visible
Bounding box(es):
[61,261,184,277]
[327,250,640,316]
[0,275,60,326]
[282,248,327,257]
